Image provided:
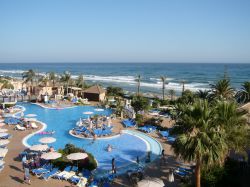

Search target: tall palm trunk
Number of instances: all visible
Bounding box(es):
[137,82,140,96]
[137,75,141,96]
[162,86,165,100]
[66,82,69,95]
[195,158,201,187]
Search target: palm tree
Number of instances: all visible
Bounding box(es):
[160,76,166,100]
[180,80,186,94]
[172,99,227,187]
[60,71,71,95]
[136,75,141,96]
[48,72,57,87]
[210,79,235,100]
[1,80,14,89]
[195,90,210,100]
[76,74,85,88]
[235,81,250,104]
[22,69,36,94]
[168,89,175,101]
[214,101,248,153]
[39,75,50,86]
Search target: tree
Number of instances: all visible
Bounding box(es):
[48,72,57,87]
[195,90,210,100]
[172,99,227,187]
[1,80,14,89]
[76,74,85,88]
[214,101,248,153]
[161,76,166,100]
[22,69,36,94]
[168,89,175,101]
[177,90,196,104]
[39,75,49,86]
[60,71,71,95]
[172,99,249,187]
[136,75,141,96]
[106,86,124,97]
[131,95,149,114]
[235,81,250,104]
[181,80,186,94]
[210,79,235,100]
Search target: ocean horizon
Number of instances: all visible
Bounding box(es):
[0,62,249,95]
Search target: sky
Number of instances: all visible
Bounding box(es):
[0,0,250,63]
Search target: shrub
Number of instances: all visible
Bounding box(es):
[201,158,246,187]
[4,103,15,108]
[52,144,97,171]
[135,114,145,126]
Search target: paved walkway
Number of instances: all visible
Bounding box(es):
[0,124,69,187]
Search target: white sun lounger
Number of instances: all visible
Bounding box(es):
[15,125,26,131]
[62,171,76,180]
[31,122,38,129]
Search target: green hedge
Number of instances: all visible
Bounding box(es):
[51,144,97,171]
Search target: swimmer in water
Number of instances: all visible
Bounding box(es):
[107,144,112,152]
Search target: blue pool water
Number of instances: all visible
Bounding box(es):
[20,103,151,172]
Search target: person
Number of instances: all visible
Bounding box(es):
[161,149,166,165]
[168,168,174,182]
[49,146,55,152]
[91,135,97,144]
[22,155,27,170]
[136,156,140,165]
[107,144,112,152]
[23,160,31,184]
[145,151,151,163]
[29,157,35,169]
[34,155,40,168]
[112,158,116,174]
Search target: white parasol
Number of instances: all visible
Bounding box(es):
[26,114,37,117]
[41,152,62,160]
[39,137,56,144]
[83,111,93,115]
[66,152,88,160]
[0,129,8,133]
[0,140,10,146]
[137,178,165,187]
[67,152,88,167]
[94,108,104,112]
[0,148,8,157]
[29,144,49,151]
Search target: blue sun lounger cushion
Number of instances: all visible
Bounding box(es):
[41,167,59,180]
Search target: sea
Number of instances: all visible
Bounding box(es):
[0,63,249,96]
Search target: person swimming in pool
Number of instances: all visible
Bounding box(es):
[107,144,112,152]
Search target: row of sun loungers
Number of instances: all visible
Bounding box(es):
[93,127,112,136]
[31,163,95,186]
[174,166,193,178]
[138,125,157,133]
[122,119,136,128]
[4,117,22,125]
[30,162,116,187]
[159,130,176,143]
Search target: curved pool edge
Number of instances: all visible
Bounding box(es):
[22,120,48,148]
[94,129,163,177]
[123,129,162,160]
[3,105,26,118]
[69,130,122,140]
[32,102,77,110]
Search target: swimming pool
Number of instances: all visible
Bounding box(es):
[19,103,162,173]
